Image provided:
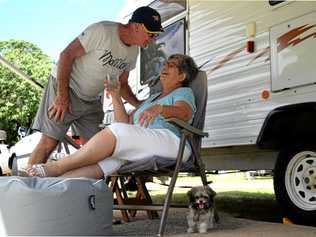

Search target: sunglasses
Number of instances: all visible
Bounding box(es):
[142,24,159,39]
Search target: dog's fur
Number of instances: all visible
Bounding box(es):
[186,186,219,233]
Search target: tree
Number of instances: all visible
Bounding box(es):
[0,40,52,144]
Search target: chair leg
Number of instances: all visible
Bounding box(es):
[110,176,130,222]
[128,192,140,217]
[192,144,208,187]
[196,156,208,187]
[119,177,129,200]
[157,132,188,237]
[62,140,70,155]
[127,177,142,218]
[135,177,159,219]
[119,176,136,216]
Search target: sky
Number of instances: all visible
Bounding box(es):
[0,0,128,61]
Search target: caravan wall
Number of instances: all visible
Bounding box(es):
[120,1,316,150]
[188,1,316,148]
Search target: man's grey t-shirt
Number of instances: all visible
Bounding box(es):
[52,21,138,101]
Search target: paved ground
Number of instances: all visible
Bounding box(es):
[111,208,316,237]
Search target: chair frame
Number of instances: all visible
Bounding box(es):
[111,119,209,237]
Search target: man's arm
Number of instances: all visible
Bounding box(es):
[48,38,85,122]
[119,71,142,108]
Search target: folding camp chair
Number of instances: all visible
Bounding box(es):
[110,70,209,237]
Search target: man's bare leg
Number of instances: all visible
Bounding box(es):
[27,134,59,168]
[28,128,116,177]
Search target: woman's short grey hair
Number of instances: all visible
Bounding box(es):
[168,54,198,87]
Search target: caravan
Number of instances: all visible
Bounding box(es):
[120,0,316,226]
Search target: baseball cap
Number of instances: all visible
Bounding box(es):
[130,6,164,33]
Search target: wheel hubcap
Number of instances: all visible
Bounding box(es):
[303,167,316,192]
[285,151,316,211]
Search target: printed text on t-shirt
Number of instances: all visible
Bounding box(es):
[98,50,129,71]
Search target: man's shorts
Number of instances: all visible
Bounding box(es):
[32,75,104,141]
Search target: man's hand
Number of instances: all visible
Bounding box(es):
[138,104,162,127]
[48,95,71,122]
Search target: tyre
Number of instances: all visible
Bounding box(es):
[274,145,316,226]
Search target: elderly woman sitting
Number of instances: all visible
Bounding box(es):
[27,54,199,178]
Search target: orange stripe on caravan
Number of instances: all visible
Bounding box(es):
[247,46,270,66]
[207,46,245,76]
[277,24,316,53]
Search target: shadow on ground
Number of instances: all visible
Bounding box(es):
[112,209,257,236]
[151,191,283,223]
[112,191,284,236]
[215,191,283,223]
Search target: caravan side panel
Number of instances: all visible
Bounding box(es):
[188,1,316,148]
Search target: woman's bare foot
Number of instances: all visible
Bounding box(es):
[27,162,61,177]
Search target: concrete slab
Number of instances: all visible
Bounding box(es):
[112,209,316,237]
[171,221,316,237]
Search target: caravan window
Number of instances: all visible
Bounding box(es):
[140,18,185,85]
[149,0,186,22]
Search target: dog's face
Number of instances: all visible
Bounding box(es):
[187,186,218,233]
[187,186,216,210]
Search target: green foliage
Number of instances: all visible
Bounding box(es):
[0,40,52,144]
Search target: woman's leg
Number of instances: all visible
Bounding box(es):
[28,128,116,177]
[61,164,104,179]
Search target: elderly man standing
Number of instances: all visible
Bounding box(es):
[28,6,163,168]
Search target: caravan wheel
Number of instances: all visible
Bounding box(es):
[274,146,316,226]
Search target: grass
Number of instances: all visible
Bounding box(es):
[145,171,283,223]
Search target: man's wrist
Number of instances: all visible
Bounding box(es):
[57,92,69,99]
[57,87,69,98]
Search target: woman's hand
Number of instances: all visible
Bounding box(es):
[104,79,120,99]
[138,104,163,127]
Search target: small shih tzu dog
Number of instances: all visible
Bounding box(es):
[186,186,219,233]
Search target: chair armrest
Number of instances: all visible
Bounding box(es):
[165,118,209,137]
